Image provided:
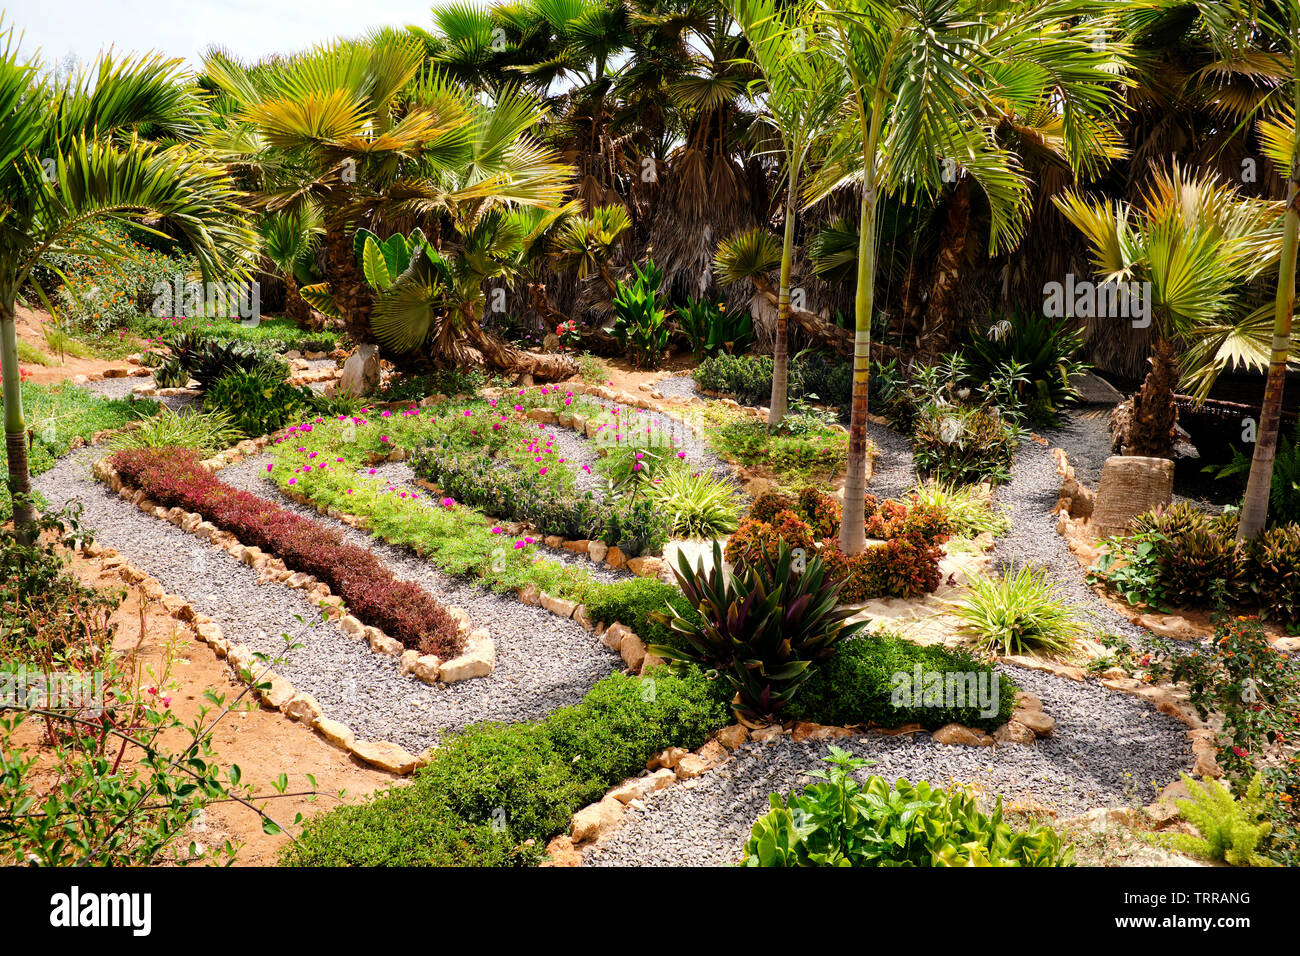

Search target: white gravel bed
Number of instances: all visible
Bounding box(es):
[34,447,621,754]
[584,663,1193,867]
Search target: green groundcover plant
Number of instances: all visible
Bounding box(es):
[743,748,1074,867]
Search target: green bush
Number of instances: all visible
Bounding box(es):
[954,566,1087,655]
[205,368,315,437]
[611,260,672,369]
[743,748,1074,867]
[282,668,728,867]
[788,633,1015,731]
[912,403,1016,485]
[694,353,773,405]
[961,312,1087,426]
[677,297,755,358]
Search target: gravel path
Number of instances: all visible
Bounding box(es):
[34,447,621,754]
[652,372,705,402]
[585,662,1193,867]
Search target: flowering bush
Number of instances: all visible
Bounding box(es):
[109,447,462,657]
[726,487,948,602]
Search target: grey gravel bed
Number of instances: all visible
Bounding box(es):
[71,375,199,414]
[585,663,1193,867]
[34,447,621,754]
[652,372,705,402]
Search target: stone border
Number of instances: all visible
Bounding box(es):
[78,542,427,776]
[91,455,496,688]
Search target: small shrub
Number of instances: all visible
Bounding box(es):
[912,404,1016,485]
[651,540,868,722]
[1172,773,1273,867]
[788,634,1015,731]
[205,368,315,437]
[649,467,744,538]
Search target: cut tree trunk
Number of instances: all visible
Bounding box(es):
[464,317,576,382]
[1125,337,1180,458]
[324,217,373,345]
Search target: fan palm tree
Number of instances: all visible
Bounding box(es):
[0,27,255,541]
[729,0,849,425]
[812,0,1131,553]
[258,204,324,329]
[1056,163,1284,458]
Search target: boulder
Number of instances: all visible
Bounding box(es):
[283,693,323,726]
[994,720,1037,745]
[350,739,419,775]
[570,797,624,843]
[588,540,609,563]
[715,724,749,751]
[339,344,381,397]
[1016,710,1056,737]
[1090,455,1175,538]
[607,768,676,804]
[931,723,994,747]
[674,754,709,778]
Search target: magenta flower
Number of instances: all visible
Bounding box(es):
[513,540,526,549]
[266,463,274,472]
[538,467,548,475]
[491,526,503,534]
[288,478,297,485]
[441,497,455,508]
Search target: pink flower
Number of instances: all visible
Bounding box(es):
[441,497,455,508]
[368,469,377,475]
[491,526,503,534]
[513,540,526,549]
[632,462,643,471]
[288,478,297,485]
[266,463,274,472]
[538,467,548,475]
[514,404,523,412]
[381,410,392,418]
[346,489,354,495]
[524,536,535,544]
[677,451,686,459]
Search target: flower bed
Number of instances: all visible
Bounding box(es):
[110,447,463,658]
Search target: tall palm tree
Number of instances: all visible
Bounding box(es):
[1237,0,1300,540]
[1056,164,1284,457]
[729,0,849,425]
[813,0,1131,553]
[0,27,254,542]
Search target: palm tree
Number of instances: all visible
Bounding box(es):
[1056,164,1283,458]
[813,0,1130,553]
[258,204,324,329]
[0,27,255,541]
[729,0,848,425]
[1237,0,1300,540]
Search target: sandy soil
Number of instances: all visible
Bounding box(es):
[13,305,131,384]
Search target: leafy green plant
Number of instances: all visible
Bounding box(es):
[954,566,1087,655]
[168,331,286,391]
[908,479,1010,539]
[912,403,1016,485]
[204,368,315,437]
[961,312,1087,425]
[1172,773,1274,867]
[152,354,190,389]
[650,540,868,723]
[677,297,755,357]
[649,467,744,538]
[743,748,1074,867]
[610,260,672,369]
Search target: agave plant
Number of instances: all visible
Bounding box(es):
[649,540,868,724]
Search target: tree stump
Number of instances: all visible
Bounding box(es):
[1090,455,1174,538]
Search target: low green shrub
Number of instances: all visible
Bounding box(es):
[1173,773,1274,867]
[205,368,315,437]
[912,403,1016,485]
[744,747,1074,867]
[788,633,1015,731]
[283,668,728,867]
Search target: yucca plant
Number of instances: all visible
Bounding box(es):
[650,467,744,538]
[954,566,1087,656]
[649,540,869,723]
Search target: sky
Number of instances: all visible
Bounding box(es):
[3,0,439,71]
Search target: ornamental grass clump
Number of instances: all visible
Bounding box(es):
[954,566,1087,656]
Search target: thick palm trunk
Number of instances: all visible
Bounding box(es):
[769,175,798,426]
[839,184,877,554]
[1239,158,1300,539]
[918,174,971,353]
[1126,337,1179,458]
[1,300,35,544]
[324,216,372,344]
[283,273,318,330]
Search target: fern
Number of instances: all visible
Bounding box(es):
[1172,773,1273,867]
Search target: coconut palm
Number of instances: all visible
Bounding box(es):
[1056,164,1283,458]
[0,29,255,541]
[728,0,849,425]
[812,0,1131,553]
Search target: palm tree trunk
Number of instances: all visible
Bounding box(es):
[0,299,35,544]
[283,273,317,330]
[918,174,971,353]
[769,173,798,426]
[324,216,372,344]
[1126,336,1179,458]
[1239,44,1300,541]
[840,182,877,555]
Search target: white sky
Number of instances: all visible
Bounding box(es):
[3,0,440,71]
